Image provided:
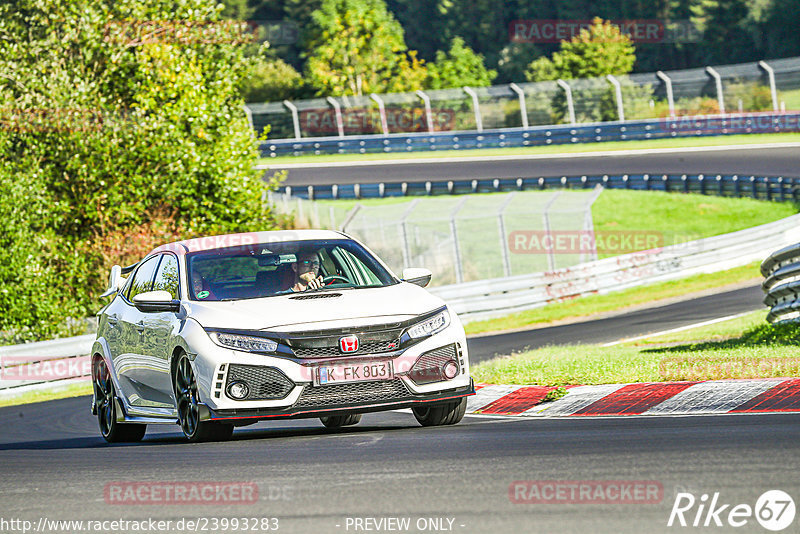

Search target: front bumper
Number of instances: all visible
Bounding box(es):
[208,380,474,422]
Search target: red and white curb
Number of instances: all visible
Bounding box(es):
[468,378,800,417]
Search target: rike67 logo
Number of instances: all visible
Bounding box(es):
[668,490,796,531]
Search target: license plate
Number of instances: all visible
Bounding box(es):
[314,361,394,386]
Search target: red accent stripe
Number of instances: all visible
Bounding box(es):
[572,382,698,416]
[477,386,573,415]
[730,379,800,413]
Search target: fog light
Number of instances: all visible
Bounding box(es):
[227,381,250,400]
[443,360,459,380]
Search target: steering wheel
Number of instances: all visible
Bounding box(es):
[322,275,351,286]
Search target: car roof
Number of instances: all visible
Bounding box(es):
[151,229,348,256]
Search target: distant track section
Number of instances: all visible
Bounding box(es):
[264,144,800,186]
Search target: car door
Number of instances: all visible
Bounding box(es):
[115,255,161,408]
[136,252,181,407]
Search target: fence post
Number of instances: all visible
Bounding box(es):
[542,191,563,271]
[415,90,434,133]
[758,61,779,112]
[606,75,625,122]
[326,96,345,137]
[282,100,301,140]
[705,66,726,114]
[398,199,420,270]
[463,86,483,132]
[497,193,516,277]
[243,104,254,131]
[509,83,529,129]
[656,71,675,118]
[370,93,389,135]
[556,79,576,124]
[449,198,469,283]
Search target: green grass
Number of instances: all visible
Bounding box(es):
[465,261,764,334]
[780,88,800,111]
[0,382,92,408]
[471,311,800,385]
[260,132,800,165]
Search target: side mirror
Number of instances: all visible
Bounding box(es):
[402,268,432,288]
[132,290,180,313]
[100,265,126,298]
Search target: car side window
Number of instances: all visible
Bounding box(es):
[152,254,180,299]
[126,255,161,302]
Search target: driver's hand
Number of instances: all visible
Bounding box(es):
[300,272,324,290]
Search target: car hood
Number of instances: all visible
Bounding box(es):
[186,282,446,332]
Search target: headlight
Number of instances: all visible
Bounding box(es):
[407,309,450,339]
[210,332,278,353]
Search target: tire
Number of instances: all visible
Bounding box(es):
[412,397,467,427]
[174,353,234,442]
[320,414,362,428]
[93,357,146,443]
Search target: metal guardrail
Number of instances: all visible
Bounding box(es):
[0,335,94,395]
[433,214,800,321]
[278,173,800,202]
[762,243,800,323]
[260,112,800,158]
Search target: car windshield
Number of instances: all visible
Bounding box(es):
[186,239,398,301]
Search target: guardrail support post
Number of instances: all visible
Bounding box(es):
[656,71,675,118]
[326,96,345,137]
[509,83,529,129]
[370,93,389,135]
[283,100,302,140]
[463,86,483,132]
[415,90,434,133]
[556,79,576,125]
[758,61,780,112]
[606,75,625,122]
[705,66,726,114]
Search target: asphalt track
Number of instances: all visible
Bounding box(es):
[2,396,800,534]
[466,284,764,364]
[268,145,800,186]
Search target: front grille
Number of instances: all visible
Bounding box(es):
[293,379,412,408]
[226,365,294,400]
[409,344,457,385]
[292,339,399,358]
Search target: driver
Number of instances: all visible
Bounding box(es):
[290,251,324,292]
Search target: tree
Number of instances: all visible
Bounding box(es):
[0,0,280,340]
[525,18,636,82]
[303,0,426,96]
[425,37,497,89]
[240,57,305,102]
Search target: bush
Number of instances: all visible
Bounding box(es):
[0,0,282,341]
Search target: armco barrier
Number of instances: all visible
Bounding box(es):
[276,173,800,202]
[429,214,800,321]
[0,334,94,396]
[260,112,800,158]
[761,243,800,323]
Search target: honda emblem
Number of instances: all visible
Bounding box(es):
[339,335,359,353]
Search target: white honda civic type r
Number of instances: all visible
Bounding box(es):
[91,230,474,442]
